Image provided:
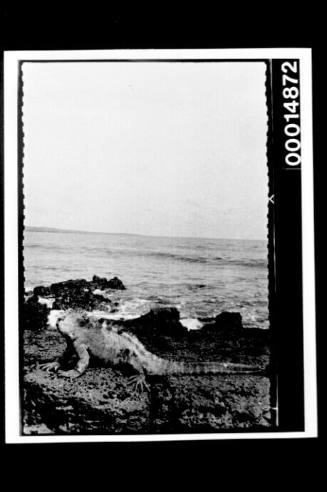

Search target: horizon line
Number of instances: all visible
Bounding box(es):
[25,225,267,242]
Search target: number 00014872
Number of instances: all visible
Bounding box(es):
[281,61,301,167]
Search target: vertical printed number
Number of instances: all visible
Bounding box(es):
[281,61,301,167]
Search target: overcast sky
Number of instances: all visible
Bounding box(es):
[23,61,268,240]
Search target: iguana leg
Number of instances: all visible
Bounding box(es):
[127,372,150,393]
[58,343,89,378]
[39,340,75,373]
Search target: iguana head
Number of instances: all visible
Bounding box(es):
[55,310,90,336]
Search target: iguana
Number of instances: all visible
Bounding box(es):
[40,310,265,392]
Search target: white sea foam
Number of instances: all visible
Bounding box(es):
[180,318,203,331]
[38,297,55,309]
[118,298,151,318]
[86,298,151,321]
[93,288,111,298]
[47,310,65,329]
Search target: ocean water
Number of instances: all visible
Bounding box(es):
[24,229,269,329]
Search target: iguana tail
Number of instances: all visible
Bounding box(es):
[148,356,264,376]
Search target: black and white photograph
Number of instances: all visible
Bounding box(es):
[4,49,317,441]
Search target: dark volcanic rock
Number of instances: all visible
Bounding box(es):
[49,278,89,296]
[215,311,243,330]
[201,311,243,334]
[124,306,188,338]
[91,275,110,288]
[105,276,126,290]
[91,275,126,290]
[23,295,50,331]
[92,274,106,283]
[24,275,127,330]
[51,290,109,311]
[189,313,271,360]
[48,275,125,296]
[27,275,126,312]
[51,283,99,310]
[24,367,150,434]
[33,285,51,297]
[23,328,271,434]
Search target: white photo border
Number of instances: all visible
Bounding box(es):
[4,48,317,443]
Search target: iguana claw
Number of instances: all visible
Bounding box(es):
[39,361,60,372]
[127,374,150,393]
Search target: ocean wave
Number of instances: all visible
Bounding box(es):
[129,249,267,268]
[233,259,267,268]
[132,250,221,264]
[25,241,267,269]
[143,251,267,268]
[25,244,71,252]
[186,283,207,291]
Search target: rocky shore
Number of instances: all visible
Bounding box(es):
[23,276,271,435]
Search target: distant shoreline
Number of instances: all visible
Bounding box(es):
[26,226,266,243]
